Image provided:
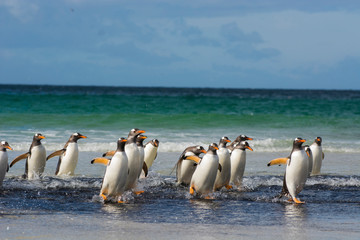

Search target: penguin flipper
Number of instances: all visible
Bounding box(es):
[46,149,66,161]
[10,152,30,167]
[184,155,201,164]
[91,157,110,166]
[267,157,289,167]
[322,152,325,160]
[142,162,148,177]
[102,150,115,157]
[7,164,9,172]
[218,163,222,172]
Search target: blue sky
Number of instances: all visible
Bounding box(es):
[1,0,360,89]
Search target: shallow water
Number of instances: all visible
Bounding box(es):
[1,151,359,239]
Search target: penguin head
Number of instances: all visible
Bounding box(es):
[314,137,322,145]
[0,141,12,151]
[304,145,312,157]
[195,145,207,155]
[207,143,219,153]
[136,135,147,146]
[219,136,231,146]
[235,141,253,151]
[293,137,306,149]
[116,137,127,151]
[152,139,159,147]
[128,128,146,137]
[236,135,253,142]
[70,133,87,142]
[34,133,45,141]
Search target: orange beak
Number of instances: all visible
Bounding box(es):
[137,130,146,134]
[80,135,87,138]
[246,146,253,151]
[39,136,45,139]
[247,137,253,140]
[201,150,207,154]
[214,146,219,150]
[300,139,306,143]
[226,139,231,142]
[6,145,13,151]
[121,139,127,142]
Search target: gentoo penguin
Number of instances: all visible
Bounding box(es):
[136,134,147,178]
[304,145,313,176]
[310,137,324,175]
[214,136,232,190]
[10,133,46,179]
[175,145,207,186]
[91,138,128,203]
[227,135,253,153]
[273,137,308,204]
[124,128,145,192]
[141,139,159,177]
[189,143,220,198]
[0,141,12,187]
[229,141,253,188]
[46,133,87,176]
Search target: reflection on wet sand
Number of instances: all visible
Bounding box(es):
[283,204,308,239]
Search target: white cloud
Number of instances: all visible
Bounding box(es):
[0,0,39,22]
[187,10,360,72]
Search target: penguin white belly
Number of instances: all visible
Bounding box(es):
[214,148,231,190]
[190,155,218,194]
[125,143,140,190]
[57,143,78,176]
[136,147,144,178]
[230,149,246,186]
[27,145,46,179]
[144,145,157,169]
[0,152,8,186]
[101,152,128,198]
[286,151,308,199]
[310,145,322,174]
[178,159,197,185]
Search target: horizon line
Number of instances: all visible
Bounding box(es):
[0,83,359,92]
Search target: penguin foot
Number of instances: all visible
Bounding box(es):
[204,195,215,200]
[189,186,195,195]
[118,200,125,204]
[100,193,107,201]
[134,190,144,195]
[225,185,233,190]
[293,197,305,204]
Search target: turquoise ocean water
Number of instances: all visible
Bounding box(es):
[1,84,360,239]
[1,84,359,153]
